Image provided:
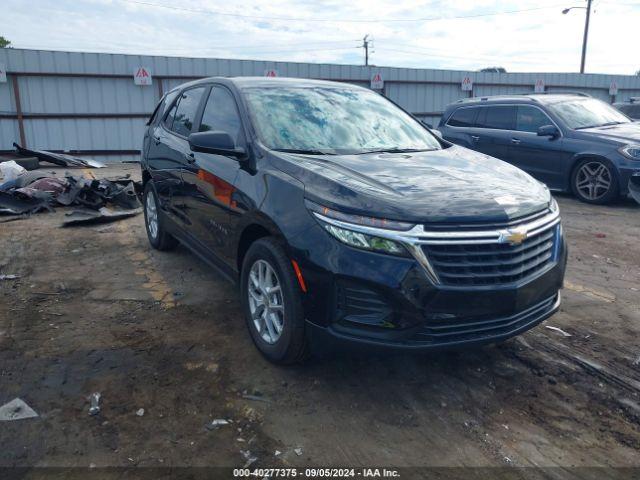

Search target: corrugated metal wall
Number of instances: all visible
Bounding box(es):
[1,48,640,162]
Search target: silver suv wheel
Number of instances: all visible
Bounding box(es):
[248,259,285,344]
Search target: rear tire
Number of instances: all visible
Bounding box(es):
[143,182,178,251]
[240,237,309,365]
[571,158,619,204]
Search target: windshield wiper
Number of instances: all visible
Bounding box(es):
[575,121,627,130]
[273,148,336,155]
[356,147,435,154]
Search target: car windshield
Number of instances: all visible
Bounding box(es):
[549,98,630,130]
[242,86,441,154]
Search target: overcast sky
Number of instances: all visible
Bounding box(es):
[1,0,638,74]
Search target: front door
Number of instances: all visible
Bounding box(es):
[507,106,570,189]
[181,85,246,268]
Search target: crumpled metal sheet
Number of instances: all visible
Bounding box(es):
[15,177,68,198]
[56,176,142,210]
[14,143,105,169]
[62,206,142,226]
[0,190,53,215]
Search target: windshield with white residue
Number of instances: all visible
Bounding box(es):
[549,98,630,130]
[242,86,442,154]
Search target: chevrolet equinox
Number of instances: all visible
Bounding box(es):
[141,77,567,364]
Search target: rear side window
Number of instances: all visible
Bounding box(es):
[199,86,244,146]
[516,106,553,133]
[165,87,206,137]
[447,107,478,127]
[476,106,517,130]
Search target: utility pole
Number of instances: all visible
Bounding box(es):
[580,0,592,73]
[362,35,370,66]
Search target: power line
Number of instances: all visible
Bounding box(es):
[117,0,570,24]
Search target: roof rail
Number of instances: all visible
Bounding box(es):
[528,91,590,97]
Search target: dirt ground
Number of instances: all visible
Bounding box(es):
[1,164,639,479]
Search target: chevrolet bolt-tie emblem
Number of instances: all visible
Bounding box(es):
[499,228,528,246]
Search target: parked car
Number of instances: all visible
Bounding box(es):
[614,98,640,120]
[438,93,640,204]
[141,77,566,364]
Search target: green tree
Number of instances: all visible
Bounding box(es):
[0,36,11,48]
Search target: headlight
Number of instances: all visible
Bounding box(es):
[619,145,640,160]
[306,200,411,256]
[323,224,408,256]
[549,197,560,213]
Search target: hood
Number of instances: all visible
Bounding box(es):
[270,145,551,224]
[576,122,640,144]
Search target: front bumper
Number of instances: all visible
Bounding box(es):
[292,210,567,352]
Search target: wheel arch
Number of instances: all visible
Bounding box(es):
[235,215,288,274]
[568,154,620,190]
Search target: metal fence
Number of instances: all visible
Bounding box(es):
[1,48,640,162]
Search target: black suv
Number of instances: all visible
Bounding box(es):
[438,94,640,204]
[141,77,566,364]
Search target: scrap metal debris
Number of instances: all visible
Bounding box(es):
[545,325,572,337]
[14,143,105,169]
[206,419,230,430]
[240,450,257,468]
[88,392,101,416]
[62,207,142,227]
[0,164,142,225]
[136,408,145,417]
[0,274,20,280]
[0,398,38,421]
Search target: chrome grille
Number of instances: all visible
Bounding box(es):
[422,224,558,286]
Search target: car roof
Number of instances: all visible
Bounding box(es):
[450,93,590,108]
[168,76,364,93]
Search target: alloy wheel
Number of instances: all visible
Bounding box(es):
[575,161,612,201]
[146,190,159,239]
[248,259,285,344]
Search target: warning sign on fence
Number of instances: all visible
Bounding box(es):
[461,76,473,91]
[134,67,152,86]
[371,72,384,90]
[264,69,278,77]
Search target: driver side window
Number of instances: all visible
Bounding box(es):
[516,106,554,133]
[199,86,245,147]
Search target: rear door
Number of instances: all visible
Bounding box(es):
[154,86,208,228]
[508,106,571,188]
[145,90,183,222]
[440,106,480,149]
[473,105,517,161]
[181,85,245,267]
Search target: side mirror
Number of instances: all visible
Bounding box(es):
[537,124,560,138]
[188,131,246,158]
[431,129,443,139]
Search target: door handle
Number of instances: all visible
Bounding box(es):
[471,135,480,141]
[185,153,196,164]
[153,135,161,145]
[511,138,521,145]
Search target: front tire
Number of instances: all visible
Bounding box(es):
[240,238,309,365]
[571,158,618,204]
[143,182,178,251]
